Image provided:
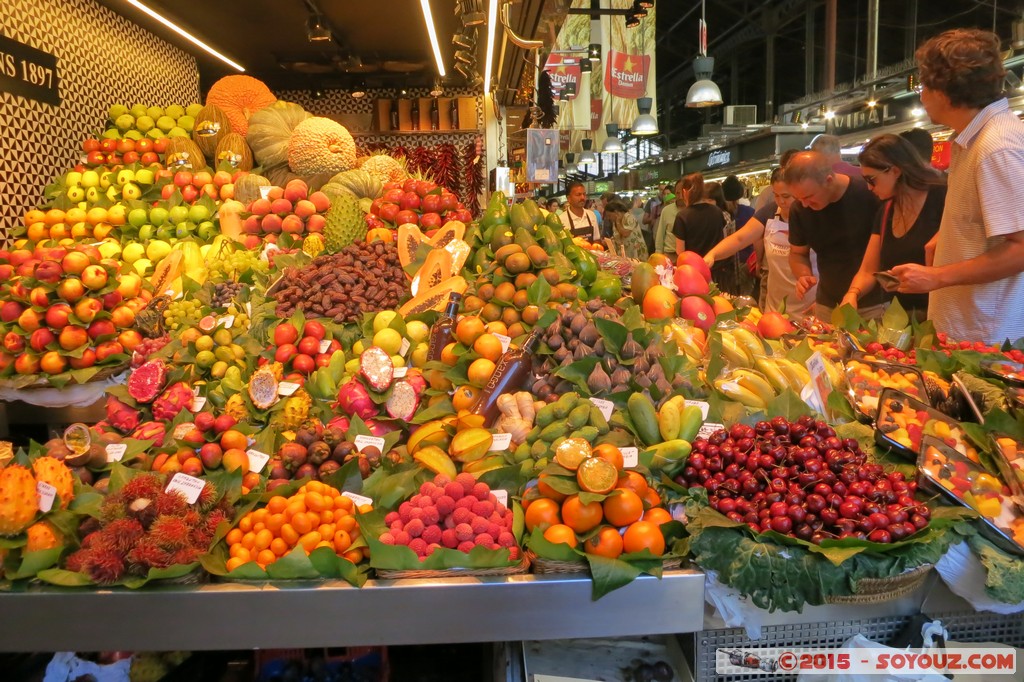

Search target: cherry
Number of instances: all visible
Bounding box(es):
[820,508,839,525]
[770,501,789,517]
[788,504,808,523]
[785,492,805,506]
[857,516,877,533]
[726,511,744,523]
[889,523,909,541]
[766,491,784,505]
[910,513,929,530]
[795,524,814,540]
[747,522,762,533]
[813,483,833,497]
[716,498,737,514]
[839,501,861,519]
[743,512,759,525]
[707,456,723,473]
[689,454,706,470]
[770,516,793,534]
[868,512,890,529]
[868,529,892,543]
[806,494,827,513]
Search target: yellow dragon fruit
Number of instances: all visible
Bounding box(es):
[224,392,249,422]
[32,456,74,509]
[0,465,38,536]
[276,389,312,430]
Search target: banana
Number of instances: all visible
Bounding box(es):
[754,356,791,393]
[731,327,767,359]
[720,332,753,367]
[733,369,778,404]
[777,358,811,392]
[714,378,768,409]
[670,325,706,361]
[658,400,681,441]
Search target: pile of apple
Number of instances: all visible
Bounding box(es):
[264,320,342,380]
[100,103,202,143]
[0,244,146,378]
[17,205,126,250]
[368,178,472,234]
[120,194,219,249]
[80,135,169,168]
[157,168,242,204]
[239,179,330,249]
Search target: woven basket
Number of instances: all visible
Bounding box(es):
[0,362,128,390]
[825,563,933,605]
[374,555,530,580]
[527,550,685,575]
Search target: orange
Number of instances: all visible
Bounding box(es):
[536,473,567,502]
[524,497,561,532]
[226,528,243,545]
[335,495,354,513]
[254,528,274,551]
[467,358,496,386]
[267,496,288,514]
[333,530,352,554]
[240,531,256,550]
[285,500,306,519]
[256,549,277,566]
[237,515,253,533]
[473,333,503,362]
[561,494,603,534]
[643,507,673,526]
[299,531,322,552]
[440,342,460,366]
[554,437,592,471]
[342,549,363,564]
[484,321,509,337]
[220,429,249,452]
[584,526,624,559]
[603,489,644,527]
[576,456,618,494]
[317,523,336,540]
[643,487,662,510]
[543,523,578,548]
[616,470,649,497]
[337,515,357,533]
[622,520,665,556]
[593,443,624,471]
[455,316,485,346]
[226,557,246,572]
[229,544,249,560]
[270,537,289,556]
[305,491,327,513]
[452,385,481,411]
[280,523,299,546]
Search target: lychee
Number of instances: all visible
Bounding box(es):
[428,487,444,502]
[487,523,502,538]
[433,474,451,487]
[408,507,425,521]
[398,505,413,524]
[455,496,475,510]
[425,543,440,556]
[455,473,476,492]
[419,482,437,497]
[436,495,455,516]
[408,538,427,556]
[421,507,440,526]
[457,540,476,553]
[455,523,474,542]
[474,533,494,547]
[379,532,396,545]
[441,528,458,548]
[472,500,495,518]
[444,482,464,500]
[393,530,411,545]
[405,518,425,538]
[498,532,515,547]
[421,524,442,545]
[452,507,473,525]
[385,511,400,525]
[472,482,490,500]
[470,517,489,535]
[390,519,404,532]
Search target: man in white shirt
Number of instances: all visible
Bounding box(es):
[892,29,1024,344]
[559,181,601,241]
[654,178,686,262]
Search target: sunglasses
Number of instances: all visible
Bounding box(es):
[863,167,892,187]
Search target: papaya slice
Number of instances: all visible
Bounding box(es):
[397,223,426,268]
[149,249,184,297]
[410,248,453,296]
[399,276,468,317]
[429,220,466,249]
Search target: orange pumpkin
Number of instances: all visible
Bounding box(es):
[205,75,277,137]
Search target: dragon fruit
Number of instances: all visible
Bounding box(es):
[247,367,279,410]
[364,418,399,438]
[404,369,427,398]
[131,421,167,448]
[385,380,419,421]
[336,379,378,420]
[151,382,193,421]
[126,360,167,403]
[359,346,394,391]
[326,415,350,433]
[106,396,140,434]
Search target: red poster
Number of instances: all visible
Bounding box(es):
[604,49,650,99]
[930,140,950,171]
[590,98,603,131]
[545,55,581,100]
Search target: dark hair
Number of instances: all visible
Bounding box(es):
[859,134,945,192]
[604,199,629,214]
[916,29,1005,108]
[705,182,727,211]
[681,172,706,205]
[722,175,745,202]
[600,191,620,203]
[899,128,934,162]
[779,148,800,169]
[769,167,785,184]
[566,180,586,194]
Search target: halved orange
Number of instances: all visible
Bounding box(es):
[554,437,593,471]
[576,456,618,494]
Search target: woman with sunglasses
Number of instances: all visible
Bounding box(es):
[840,134,946,319]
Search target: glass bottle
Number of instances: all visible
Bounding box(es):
[426,292,462,363]
[450,97,460,130]
[430,98,440,130]
[470,330,541,425]
[389,99,400,131]
[410,98,420,131]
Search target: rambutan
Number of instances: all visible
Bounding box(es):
[65,548,89,573]
[99,496,128,524]
[103,518,146,555]
[128,498,158,529]
[80,530,108,551]
[153,491,188,517]
[148,516,191,550]
[84,549,125,584]
[126,539,174,573]
[121,474,163,502]
[181,510,202,530]
[169,548,200,566]
[195,482,217,511]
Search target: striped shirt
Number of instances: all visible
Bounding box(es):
[929,98,1024,344]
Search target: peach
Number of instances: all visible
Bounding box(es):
[29,287,51,308]
[3,331,26,353]
[261,214,283,234]
[117,330,142,352]
[60,251,91,276]
[192,171,213,187]
[306,214,326,233]
[39,351,67,375]
[213,170,232,187]
[267,186,284,201]
[308,191,331,213]
[69,348,97,369]
[73,298,102,324]
[17,309,42,333]
[81,264,108,291]
[57,278,86,303]
[283,180,308,203]
[34,260,63,284]
[58,325,88,351]
[94,340,124,362]
[101,290,123,311]
[242,215,261,234]
[270,198,293,215]
[0,264,13,281]
[44,304,72,330]
[181,185,199,203]
[14,353,40,375]
[250,198,272,216]
[0,301,24,323]
[8,249,34,267]
[87,319,117,340]
[758,311,795,340]
[293,199,317,219]
[110,306,136,329]
[281,215,304,234]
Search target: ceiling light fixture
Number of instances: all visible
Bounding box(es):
[306,14,332,42]
[631,97,659,135]
[867,99,877,108]
[685,0,722,108]
[637,0,654,7]
[588,44,602,62]
[823,109,835,120]
[602,123,623,153]
[625,12,640,28]
[124,0,245,71]
[420,0,447,77]
[430,78,444,97]
[483,0,498,94]
[579,138,598,165]
[452,31,475,50]
[565,152,577,172]
[632,4,648,18]
[351,79,367,99]
[455,50,475,65]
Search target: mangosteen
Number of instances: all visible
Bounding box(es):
[87,443,108,469]
[332,441,356,463]
[307,440,331,466]
[357,456,371,479]
[267,479,291,492]
[322,427,346,448]
[318,460,341,479]
[295,462,318,480]
[267,458,290,480]
[385,450,405,466]
[73,467,95,486]
[294,425,318,448]
[365,448,383,468]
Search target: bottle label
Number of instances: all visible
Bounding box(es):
[494,333,511,353]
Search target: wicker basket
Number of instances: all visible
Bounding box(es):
[526,550,685,575]
[0,362,128,390]
[825,563,933,605]
[374,555,530,580]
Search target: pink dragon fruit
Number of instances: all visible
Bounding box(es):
[404,369,427,398]
[151,381,194,421]
[131,421,167,447]
[385,380,419,421]
[364,418,399,438]
[359,346,394,391]
[106,396,140,434]
[326,415,350,433]
[336,379,378,420]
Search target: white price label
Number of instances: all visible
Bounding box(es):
[393,366,408,378]
[258,185,272,199]
[354,435,386,452]
[590,397,614,421]
[37,481,57,513]
[685,400,711,419]
[319,339,332,354]
[342,491,373,508]
[494,333,511,353]
[801,381,826,415]
[105,443,127,463]
[620,447,639,468]
[193,386,202,397]
[278,381,300,396]
[165,473,206,504]
[492,489,509,508]
[246,301,252,316]
[399,338,411,356]
[806,351,833,412]
[218,314,235,329]
[697,422,725,440]
[490,432,512,451]
[191,396,207,411]
[246,449,270,473]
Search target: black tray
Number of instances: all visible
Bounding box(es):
[874,388,973,462]
[845,356,927,423]
[980,359,1024,387]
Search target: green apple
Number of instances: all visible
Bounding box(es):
[121,183,141,201]
[130,104,148,118]
[156,116,175,133]
[148,207,168,225]
[135,116,155,133]
[108,104,129,120]
[80,170,99,188]
[146,240,172,262]
[167,127,188,138]
[147,106,164,121]
[128,208,149,228]
[147,128,163,140]
[168,205,189,225]
[121,243,145,263]
[105,185,119,202]
[65,171,82,186]
[100,171,114,189]
[175,222,194,239]
[156,225,174,241]
[66,186,85,202]
[186,103,203,118]
[410,342,428,368]
[188,204,210,223]
[197,221,217,241]
[132,258,152,276]
[115,114,135,132]
[138,224,156,241]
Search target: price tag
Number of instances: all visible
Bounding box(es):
[393,366,408,378]
[165,473,206,504]
[342,491,373,508]
[620,446,639,468]
[800,382,825,415]
[246,449,270,474]
[218,314,235,329]
[319,339,332,354]
[806,351,833,412]
[246,301,252,317]
[590,397,614,421]
[492,489,509,508]
[105,443,127,463]
[191,396,207,411]
[354,435,386,452]
[494,333,511,353]
[399,338,411,357]
[37,481,57,513]
[258,185,272,199]
[697,422,725,440]
[278,381,300,396]
[685,400,710,419]
[490,432,512,451]
[193,386,202,397]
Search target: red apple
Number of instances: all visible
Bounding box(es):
[82,138,100,153]
[29,328,56,352]
[135,138,153,153]
[173,170,193,187]
[292,353,315,375]
[45,304,72,330]
[302,321,326,341]
[181,185,199,203]
[94,340,124,362]
[400,192,421,211]
[395,209,418,226]
[81,264,108,291]
[194,411,217,432]
[99,138,117,153]
[140,151,159,165]
[420,212,442,230]
[213,414,236,434]
[274,343,298,364]
[379,202,401,224]
[153,138,169,153]
[192,170,213,187]
[757,311,796,340]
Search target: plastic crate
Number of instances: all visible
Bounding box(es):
[255,646,388,682]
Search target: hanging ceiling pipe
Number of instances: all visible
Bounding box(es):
[500,2,543,49]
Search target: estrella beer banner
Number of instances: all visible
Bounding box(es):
[604,50,651,99]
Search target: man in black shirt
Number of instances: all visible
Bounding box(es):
[785,152,884,321]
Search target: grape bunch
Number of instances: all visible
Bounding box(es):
[131,334,171,367]
[207,247,268,282]
[163,298,205,331]
[212,281,243,309]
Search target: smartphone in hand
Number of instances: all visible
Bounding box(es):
[874,271,901,291]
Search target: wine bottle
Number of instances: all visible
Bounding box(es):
[450,98,460,130]
[430,98,440,130]
[470,330,541,425]
[410,98,420,131]
[426,292,462,362]
[389,99,399,131]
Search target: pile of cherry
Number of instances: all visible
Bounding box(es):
[675,417,930,544]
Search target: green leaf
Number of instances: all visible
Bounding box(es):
[527,275,552,306]
[411,397,455,424]
[586,554,643,600]
[881,297,909,331]
[969,534,1024,605]
[321,457,365,494]
[266,547,322,580]
[831,303,866,334]
[705,331,725,383]
[553,357,600,394]
[768,388,821,421]
[621,305,645,332]
[361,465,426,511]
[594,317,627,357]
[35,567,94,587]
[4,548,61,580]
[307,547,369,587]
[827,390,858,423]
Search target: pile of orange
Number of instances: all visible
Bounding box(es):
[525,442,672,559]
[443,314,523,412]
[224,481,372,572]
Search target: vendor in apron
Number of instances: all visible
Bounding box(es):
[763,211,817,320]
[559,180,601,241]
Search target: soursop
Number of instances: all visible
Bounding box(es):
[323,193,365,253]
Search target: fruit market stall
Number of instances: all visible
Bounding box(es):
[4,77,1024,670]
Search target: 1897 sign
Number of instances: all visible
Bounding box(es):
[0,34,60,106]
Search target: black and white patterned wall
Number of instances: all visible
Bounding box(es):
[0,0,200,244]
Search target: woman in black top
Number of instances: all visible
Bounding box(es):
[673,173,738,293]
[840,134,946,319]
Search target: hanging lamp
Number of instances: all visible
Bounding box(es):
[578,138,597,165]
[631,97,658,135]
[685,0,723,108]
[602,123,623,153]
